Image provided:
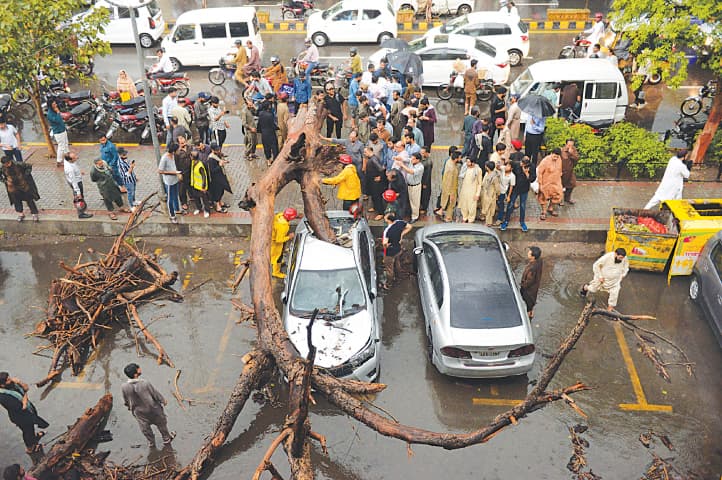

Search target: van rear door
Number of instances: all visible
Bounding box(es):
[580,81,619,122]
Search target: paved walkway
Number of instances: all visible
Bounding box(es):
[0,144,719,237]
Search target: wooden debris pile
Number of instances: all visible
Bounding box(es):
[566,424,602,480]
[32,195,180,387]
[64,450,178,480]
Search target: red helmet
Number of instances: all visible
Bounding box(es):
[339,154,353,164]
[495,117,505,125]
[283,207,298,221]
[382,189,398,202]
[348,202,362,218]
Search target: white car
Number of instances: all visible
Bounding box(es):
[368,34,510,86]
[306,0,397,47]
[393,0,473,16]
[79,0,165,49]
[424,12,530,66]
[282,212,380,382]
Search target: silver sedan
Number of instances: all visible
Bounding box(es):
[413,224,535,378]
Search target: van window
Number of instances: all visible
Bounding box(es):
[586,82,618,99]
[229,22,249,37]
[200,23,227,39]
[145,1,160,17]
[511,68,533,95]
[118,7,135,18]
[333,10,358,21]
[173,24,196,41]
[363,9,381,20]
[480,23,512,36]
[518,20,528,33]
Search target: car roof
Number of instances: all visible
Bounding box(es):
[464,11,521,22]
[175,7,257,23]
[527,59,625,81]
[299,236,357,270]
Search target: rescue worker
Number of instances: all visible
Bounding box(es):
[271,208,298,279]
[321,154,361,210]
[189,150,211,218]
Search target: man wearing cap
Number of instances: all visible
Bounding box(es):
[271,208,298,278]
[644,149,691,210]
[580,248,629,311]
[0,118,23,163]
[322,154,361,210]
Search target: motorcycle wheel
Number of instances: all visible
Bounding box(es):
[681,98,702,117]
[647,72,662,85]
[139,125,150,144]
[558,47,574,59]
[282,9,298,20]
[12,89,31,104]
[78,62,94,76]
[175,81,190,98]
[437,83,453,100]
[477,86,493,102]
[208,69,226,86]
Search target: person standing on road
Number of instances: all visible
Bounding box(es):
[496,161,515,224]
[91,158,129,221]
[644,149,691,210]
[520,246,543,319]
[461,106,478,156]
[271,208,297,279]
[322,154,361,210]
[0,118,23,163]
[418,97,437,150]
[458,156,483,223]
[116,148,138,209]
[1,155,40,222]
[161,87,179,146]
[98,135,123,185]
[174,136,192,212]
[292,71,311,108]
[491,87,508,140]
[0,371,49,454]
[463,59,479,116]
[207,142,233,214]
[121,363,175,449]
[580,248,629,311]
[507,94,522,141]
[537,148,563,220]
[276,92,290,146]
[435,150,461,222]
[189,150,211,218]
[46,98,68,167]
[395,151,424,223]
[479,160,500,226]
[241,98,258,161]
[419,146,433,215]
[324,85,345,139]
[560,138,579,205]
[381,212,412,290]
[364,146,387,220]
[257,101,279,166]
[158,143,181,223]
[503,155,533,232]
[64,151,93,219]
[524,114,545,166]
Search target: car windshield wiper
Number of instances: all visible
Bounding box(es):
[335,285,348,318]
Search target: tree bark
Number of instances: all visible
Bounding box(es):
[31,81,56,159]
[691,77,722,164]
[28,394,113,480]
[174,350,275,480]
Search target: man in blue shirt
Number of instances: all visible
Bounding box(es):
[293,71,312,108]
[524,114,546,166]
[46,98,68,167]
[347,73,361,129]
[99,135,124,186]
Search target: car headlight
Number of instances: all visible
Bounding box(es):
[348,337,375,367]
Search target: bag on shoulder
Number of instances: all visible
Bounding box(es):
[474,132,485,150]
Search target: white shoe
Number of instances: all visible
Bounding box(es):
[130,206,136,213]
[193,210,200,215]
[203,211,210,218]
[133,201,141,206]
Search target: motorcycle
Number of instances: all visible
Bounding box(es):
[59,101,101,132]
[289,56,333,87]
[436,70,494,103]
[664,114,706,147]
[208,56,237,86]
[680,79,718,117]
[145,68,190,97]
[559,34,592,59]
[95,96,148,131]
[12,79,69,105]
[281,0,315,20]
[139,107,165,144]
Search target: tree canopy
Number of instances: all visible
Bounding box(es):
[610,0,722,87]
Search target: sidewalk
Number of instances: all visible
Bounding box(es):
[0,144,717,240]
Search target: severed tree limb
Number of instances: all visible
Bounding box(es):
[289,310,317,458]
[174,350,275,480]
[232,260,251,293]
[299,169,336,243]
[253,428,292,480]
[127,303,174,367]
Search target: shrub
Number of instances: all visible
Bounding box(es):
[543,118,607,178]
[604,122,670,178]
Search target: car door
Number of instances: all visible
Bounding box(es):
[170,23,201,65]
[199,22,231,66]
[422,242,445,335]
[418,48,450,85]
[360,9,384,42]
[579,81,619,122]
[99,5,122,43]
[327,8,360,43]
[702,241,722,329]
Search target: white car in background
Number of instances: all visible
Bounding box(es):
[306,0,397,47]
[393,0,473,16]
[368,34,510,86]
[78,0,165,48]
[424,12,530,66]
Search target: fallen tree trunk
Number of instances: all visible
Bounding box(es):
[29,394,113,480]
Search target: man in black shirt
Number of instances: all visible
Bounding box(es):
[491,86,508,142]
[0,371,49,453]
[503,156,535,232]
[381,212,412,290]
[324,86,345,138]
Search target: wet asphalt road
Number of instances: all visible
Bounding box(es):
[0,237,720,478]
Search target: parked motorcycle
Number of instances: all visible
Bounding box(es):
[139,107,165,144]
[290,56,333,87]
[680,79,717,117]
[281,0,315,20]
[145,68,190,97]
[59,101,101,132]
[436,70,494,103]
[0,93,12,117]
[95,96,147,131]
[12,79,69,105]
[559,34,592,59]
[208,56,237,86]
[664,114,706,147]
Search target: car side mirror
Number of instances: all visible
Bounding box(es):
[503,242,510,252]
[281,291,287,304]
[369,290,376,301]
[413,246,423,255]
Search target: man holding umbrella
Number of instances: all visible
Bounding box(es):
[518,94,555,165]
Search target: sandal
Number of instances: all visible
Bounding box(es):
[539,213,546,221]
[215,207,229,213]
[109,213,118,220]
[550,210,559,217]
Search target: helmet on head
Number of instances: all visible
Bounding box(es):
[382,189,398,202]
[339,154,353,164]
[270,56,280,64]
[234,39,243,45]
[594,12,603,20]
[495,117,505,125]
[305,38,312,45]
[348,202,362,219]
[283,208,298,221]
[350,47,358,56]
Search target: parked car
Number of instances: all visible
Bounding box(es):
[393,0,473,16]
[368,34,510,86]
[78,0,165,48]
[413,224,535,378]
[689,231,722,348]
[161,7,264,70]
[423,11,530,66]
[282,211,381,382]
[306,0,397,47]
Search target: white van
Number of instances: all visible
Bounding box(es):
[306,0,397,47]
[80,0,165,49]
[510,59,629,123]
[161,7,264,70]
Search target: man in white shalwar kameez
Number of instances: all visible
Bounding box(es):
[580,248,629,310]
[457,157,483,223]
[644,150,691,210]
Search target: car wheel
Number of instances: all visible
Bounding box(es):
[456,4,472,15]
[169,57,182,72]
[139,33,154,49]
[689,275,700,302]
[377,32,394,45]
[312,32,328,47]
[508,49,523,67]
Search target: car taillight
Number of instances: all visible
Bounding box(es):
[440,347,471,359]
[521,35,529,42]
[508,344,535,358]
[496,63,507,68]
[149,17,156,29]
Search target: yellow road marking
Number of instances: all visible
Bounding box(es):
[472,398,524,407]
[154,248,163,256]
[182,272,192,290]
[191,248,203,263]
[613,323,673,413]
[74,348,100,380]
[193,311,236,394]
[489,384,499,396]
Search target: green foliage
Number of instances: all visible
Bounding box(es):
[610,0,722,88]
[708,127,722,165]
[543,118,607,178]
[605,122,670,178]
[0,0,111,95]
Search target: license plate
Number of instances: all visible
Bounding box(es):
[475,351,501,357]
